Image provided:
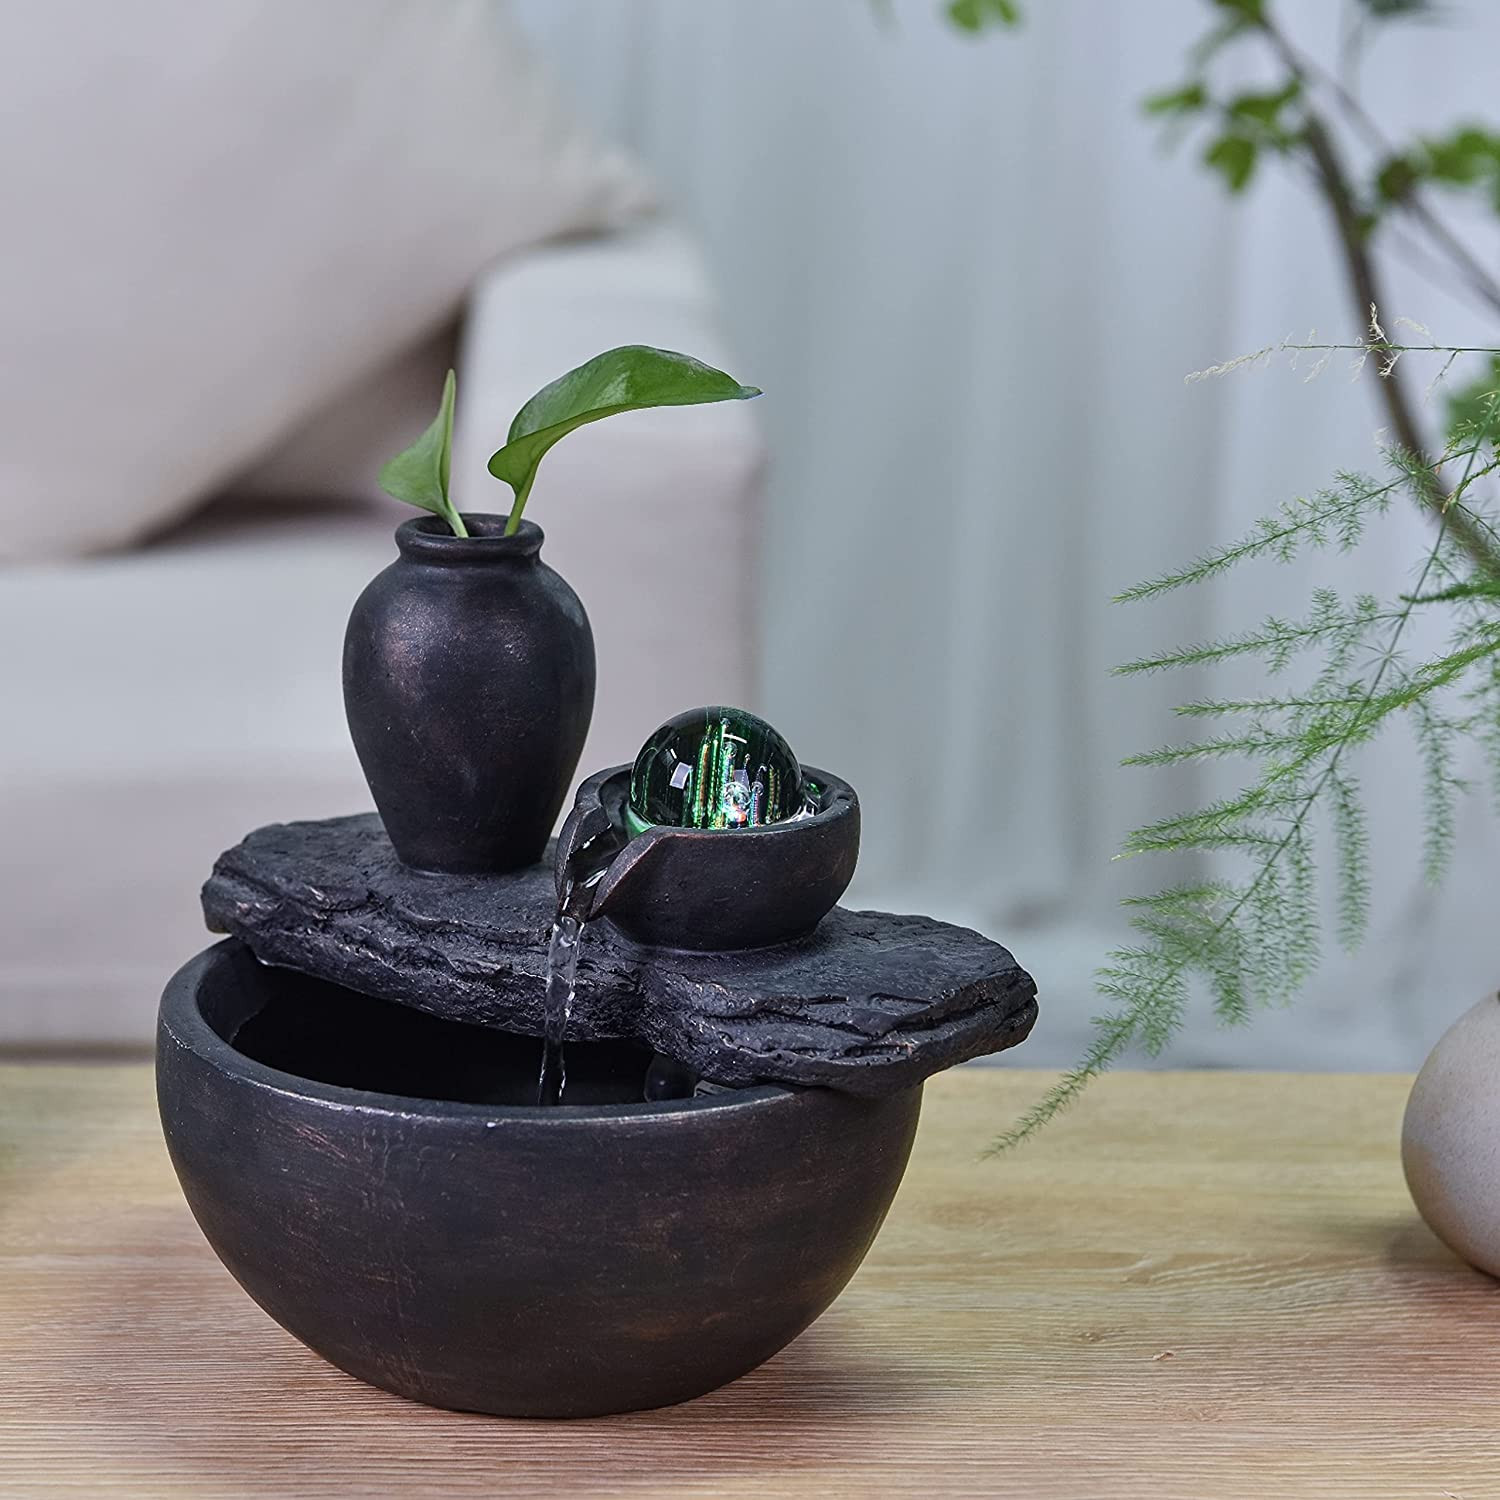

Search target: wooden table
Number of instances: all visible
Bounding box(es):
[2,1065,1497,1499]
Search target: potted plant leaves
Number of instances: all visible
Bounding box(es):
[342,346,760,874]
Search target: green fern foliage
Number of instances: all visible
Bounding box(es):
[993,411,1500,1153]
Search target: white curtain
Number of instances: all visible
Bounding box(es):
[512,0,1500,1069]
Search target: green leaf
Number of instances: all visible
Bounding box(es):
[1144,81,1208,117]
[1227,78,1301,141]
[946,0,1020,32]
[1356,0,1434,17]
[1210,0,1264,20]
[1422,125,1500,186]
[1204,133,1259,192]
[1407,125,1500,213]
[1446,355,1500,451]
[487,345,760,534]
[1374,152,1419,203]
[377,368,466,537]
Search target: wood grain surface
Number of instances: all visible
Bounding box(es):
[2,1064,1497,1499]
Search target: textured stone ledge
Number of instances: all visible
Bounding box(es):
[201,815,1038,1095]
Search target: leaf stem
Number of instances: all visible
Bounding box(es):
[503,473,534,536]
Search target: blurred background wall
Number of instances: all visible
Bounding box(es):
[515,0,1500,1069]
[5,0,1500,1070]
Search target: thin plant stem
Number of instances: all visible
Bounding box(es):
[503,473,534,536]
[1261,16,1500,319]
[1284,342,1500,357]
[1250,10,1500,577]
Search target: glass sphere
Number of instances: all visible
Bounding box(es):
[627,706,803,834]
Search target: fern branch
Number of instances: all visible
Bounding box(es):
[984,1010,1139,1156]
[1115,470,1397,602]
[996,439,1489,1151]
[1327,770,1370,949]
[1117,602,1392,676]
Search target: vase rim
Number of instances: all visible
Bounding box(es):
[396,514,544,563]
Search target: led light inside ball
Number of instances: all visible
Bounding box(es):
[626,706,804,835]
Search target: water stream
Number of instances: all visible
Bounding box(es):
[536,822,710,1107]
[536,911,582,1107]
[535,827,621,1107]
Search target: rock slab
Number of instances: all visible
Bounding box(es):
[201,815,1038,1095]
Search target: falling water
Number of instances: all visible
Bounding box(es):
[536,911,582,1106]
[536,827,621,1107]
[536,820,711,1106]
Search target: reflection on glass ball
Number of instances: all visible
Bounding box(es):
[627,706,804,835]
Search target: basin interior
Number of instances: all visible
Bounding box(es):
[209,958,674,1107]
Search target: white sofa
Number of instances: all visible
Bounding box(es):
[0,222,764,1046]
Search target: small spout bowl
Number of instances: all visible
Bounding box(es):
[557,764,860,951]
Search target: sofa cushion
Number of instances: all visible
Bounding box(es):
[0,0,652,560]
[0,500,387,1042]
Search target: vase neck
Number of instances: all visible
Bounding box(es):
[396,515,543,565]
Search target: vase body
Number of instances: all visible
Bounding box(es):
[343,515,594,874]
[1402,992,1500,1278]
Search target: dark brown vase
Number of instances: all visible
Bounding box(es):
[343,515,594,874]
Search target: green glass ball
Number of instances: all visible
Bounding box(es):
[626,706,803,834]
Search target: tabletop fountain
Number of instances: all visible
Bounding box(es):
[156,348,1038,1419]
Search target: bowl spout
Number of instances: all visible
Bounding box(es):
[555,764,860,952]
